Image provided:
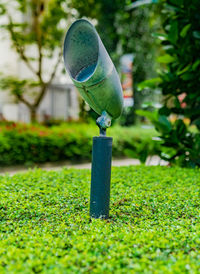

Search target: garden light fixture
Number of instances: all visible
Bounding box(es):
[63,19,123,219]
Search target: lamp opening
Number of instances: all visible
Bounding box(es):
[63,20,99,82]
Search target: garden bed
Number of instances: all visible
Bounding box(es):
[0,166,200,272]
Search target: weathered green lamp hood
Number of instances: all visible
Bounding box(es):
[63,19,124,219]
[63,19,123,129]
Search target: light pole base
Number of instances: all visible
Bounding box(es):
[90,136,112,219]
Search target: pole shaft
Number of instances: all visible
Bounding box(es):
[90,136,112,219]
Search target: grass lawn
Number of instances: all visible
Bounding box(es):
[0,166,200,273]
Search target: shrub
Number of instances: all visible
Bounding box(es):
[0,122,160,166]
[140,0,200,167]
[0,166,200,272]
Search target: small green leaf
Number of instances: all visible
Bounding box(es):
[152,32,167,40]
[136,110,158,122]
[175,119,187,137]
[157,54,175,64]
[137,78,162,91]
[180,24,191,38]
[192,60,200,70]
[193,31,200,39]
[177,64,191,75]
[155,115,172,134]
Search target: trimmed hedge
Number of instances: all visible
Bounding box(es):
[0,122,160,166]
[0,166,200,272]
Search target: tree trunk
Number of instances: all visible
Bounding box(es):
[30,108,37,123]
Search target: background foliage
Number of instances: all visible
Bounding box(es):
[140,0,200,167]
[0,122,160,166]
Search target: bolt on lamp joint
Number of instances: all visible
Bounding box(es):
[96,111,112,136]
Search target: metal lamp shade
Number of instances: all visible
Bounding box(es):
[63,19,123,120]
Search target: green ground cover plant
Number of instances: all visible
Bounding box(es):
[0,122,160,166]
[0,166,200,272]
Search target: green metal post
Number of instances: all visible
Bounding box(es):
[90,135,112,219]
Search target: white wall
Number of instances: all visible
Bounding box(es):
[0,5,79,122]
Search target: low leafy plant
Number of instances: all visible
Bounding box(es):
[0,166,200,272]
[0,122,160,166]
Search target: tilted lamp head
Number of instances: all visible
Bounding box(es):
[63,19,123,129]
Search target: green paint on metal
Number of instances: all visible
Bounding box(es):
[75,64,96,82]
[63,19,123,122]
[96,111,112,130]
[90,136,112,219]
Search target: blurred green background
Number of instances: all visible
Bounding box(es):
[0,0,199,167]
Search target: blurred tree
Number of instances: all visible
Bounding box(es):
[115,4,162,125]
[70,0,162,125]
[0,0,72,122]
